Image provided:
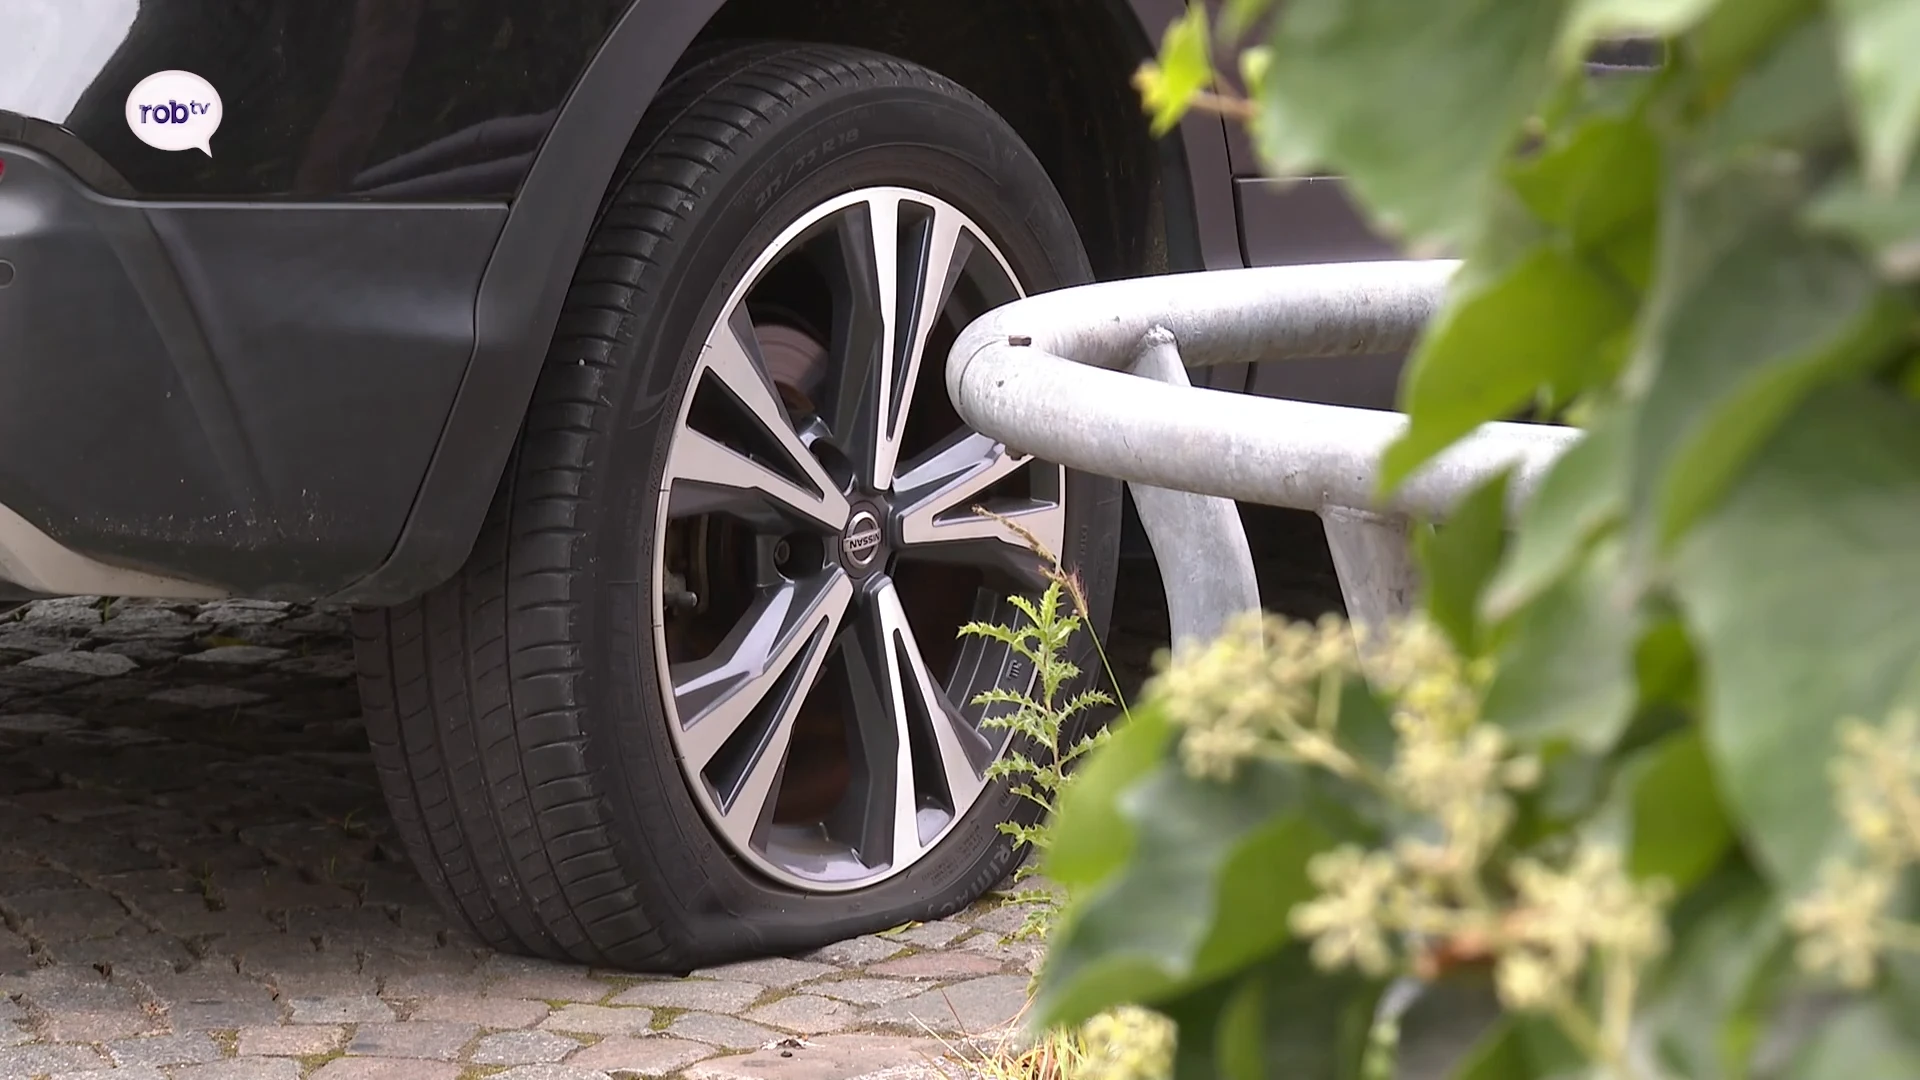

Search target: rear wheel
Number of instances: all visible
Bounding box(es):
[353,43,1120,969]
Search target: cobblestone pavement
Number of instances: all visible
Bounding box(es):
[0,534,1336,1080]
[0,578,1185,1080]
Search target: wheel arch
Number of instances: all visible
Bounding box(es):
[334,0,1234,605]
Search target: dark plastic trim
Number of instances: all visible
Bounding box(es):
[329,0,719,603]
[0,113,136,198]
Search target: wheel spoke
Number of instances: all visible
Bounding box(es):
[822,195,894,489]
[827,194,974,492]
[664,430,845,531]
[842,577,993,870]
[879,201,973,489]
[669,569,854,848]
[672,306,850,530]
[881,581,995,860]
[894,432,1066,589]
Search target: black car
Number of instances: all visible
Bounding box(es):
[0,0,1427,971]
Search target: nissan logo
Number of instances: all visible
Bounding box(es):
[841,511,883,567]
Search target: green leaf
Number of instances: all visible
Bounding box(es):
[1807,171,1920,279]
[1446,1019,1530,1080]
[1633,611,1700,711]
[1832,0,1920,191]
[1484,408,1628,622]
[1673,384,1920,890]
[1221,0,1276,41]
[1034,757,1340,1029]
[1509,1018,1590,1077]
[1508,112,1662,254]
[1688,0,1818,83]
[1482,540,1638,753]
[1629,211,1901,547]
[1044,704,1172,891]
[1695,13,1846,157]
[1383,245,1635,490]
[1253,0,1568,247]
[1216,973,1267,1080]
[1210,947,1381,1080]
[1556,0,1714,70]
[1530,742,1613,831]
[1334,674,1399,779]
[1140,5,1213,136]
[1784,998,1920,1077]
[1162,975,1242,1080]
[1238,45,1272,103]
[1880,949,1920,1032]
[1643,873,1785,1080]
[1417,469,1511,657]
[1445,1013,1585,1079]
[1602,728,1734,890]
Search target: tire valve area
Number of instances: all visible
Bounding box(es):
[663,572,699,611]
[662,518,711,617]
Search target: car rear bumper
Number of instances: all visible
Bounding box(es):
[0,146,508,599]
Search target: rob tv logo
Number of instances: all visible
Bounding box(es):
[123,71,223,156]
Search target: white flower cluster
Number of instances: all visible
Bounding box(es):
[1152,612,1360,783]
[1790,708,1920,988]
[1076,1005,1176,1080]
[1148,610,1669,1058]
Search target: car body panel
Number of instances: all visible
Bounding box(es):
[0,148,502,595]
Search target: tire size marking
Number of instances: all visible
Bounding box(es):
[753,128,860,212]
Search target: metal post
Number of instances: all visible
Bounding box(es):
[1125,327,1262,650]
[1320,506,1420,634]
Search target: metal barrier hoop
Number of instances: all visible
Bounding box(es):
[945,260,1580,647]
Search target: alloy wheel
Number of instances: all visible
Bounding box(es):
[652,187,1069,891]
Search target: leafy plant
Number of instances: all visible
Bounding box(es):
[959,507,1120,941]
[1033,1,1920,1076]
[960,1007,1176,1080]
[947,515,1164,1079]
[963,581,1113,904]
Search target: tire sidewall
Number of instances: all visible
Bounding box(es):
[570,66,1119,950]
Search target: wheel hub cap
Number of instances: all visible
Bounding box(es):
[839,507,886,573]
